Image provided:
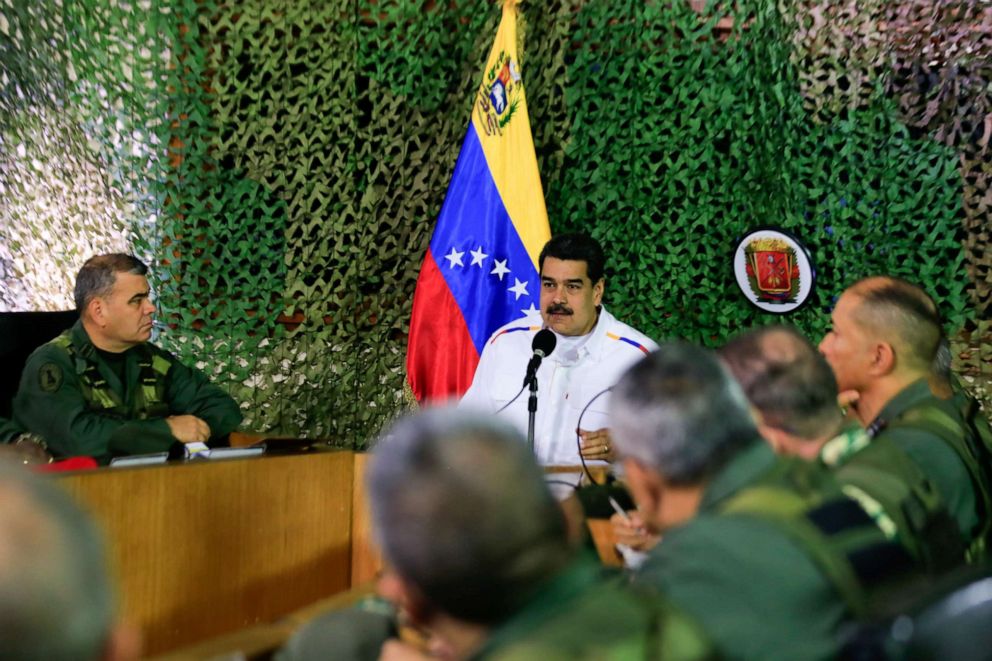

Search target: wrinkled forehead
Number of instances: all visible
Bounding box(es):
[108,271,151,297]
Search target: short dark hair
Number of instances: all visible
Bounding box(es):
[368,409,571,625]
[609,342,758,486]
[538,233,605,283]
[74,253,148,313]
[851,277,943,373]
[719,325,842,440]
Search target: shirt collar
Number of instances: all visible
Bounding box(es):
[699,439,777,511]
[870,378,933,436]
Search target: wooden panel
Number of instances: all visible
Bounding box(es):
[58,451,355,656]
[350,452,383,587]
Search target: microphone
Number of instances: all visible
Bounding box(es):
[523,329,557,387]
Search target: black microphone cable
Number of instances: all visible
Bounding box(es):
[575,386,612,486]
[494,383,527,414]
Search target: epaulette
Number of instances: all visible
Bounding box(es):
[606,332,651,355]
[489,325,541,345]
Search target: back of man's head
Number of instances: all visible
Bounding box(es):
[720,325,842,442]
[368,409,571,625]
[609,342,758,486]
[0,464,116,660]
[74,254,148,314]
[848,276,943,375]
[538,233,606,283]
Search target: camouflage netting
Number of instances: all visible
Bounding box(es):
[1,0,989,445]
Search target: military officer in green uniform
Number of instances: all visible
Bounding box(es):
[609,343,918,661]
[11,253,242,464]
[720,325,965,572]
[368,409,715,661]
[819,276,990,558]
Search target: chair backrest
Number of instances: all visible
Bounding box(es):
[0,310,77,418]
[841,565,992,661]
[897,573,992,661]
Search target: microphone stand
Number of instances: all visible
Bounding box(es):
[527,374,538,451]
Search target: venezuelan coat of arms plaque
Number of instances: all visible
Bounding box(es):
[733,228,815,314]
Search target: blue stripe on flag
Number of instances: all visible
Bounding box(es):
[429,126,540,354]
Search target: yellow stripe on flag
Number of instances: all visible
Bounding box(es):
[469,0,550,271]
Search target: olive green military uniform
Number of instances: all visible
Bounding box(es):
[635,442,914,661]
[820,424,966,572]
[868,379,981,545]
[12,321,242,463]
[470,555,715,661]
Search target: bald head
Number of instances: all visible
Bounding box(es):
[720,325,842,441]
[0,464,115,660]
[847,277,943,373]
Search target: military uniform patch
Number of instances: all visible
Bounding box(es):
[38,362,63,393]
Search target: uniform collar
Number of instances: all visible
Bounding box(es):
[869,378,933,437]
[551,306,614,363]
[699,439,776,511]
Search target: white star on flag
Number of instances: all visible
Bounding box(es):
[521,302,539,315]
[444,247,465,269]
[470,246,488,267]
[508,278,529,300]
[490,259,510,281]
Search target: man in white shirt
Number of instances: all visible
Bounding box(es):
[460,233,657,466]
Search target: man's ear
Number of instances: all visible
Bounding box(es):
[622,458,664,529]
[378,570,435,628]
[593,278,605,306]
[868,341,896,377]
[757,421,787,455]
[86,297,106,327]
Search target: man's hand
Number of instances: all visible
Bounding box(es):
[610,510,660,552]
[578,428,615,462]
[0,434,52,465]
[165,415,211,443]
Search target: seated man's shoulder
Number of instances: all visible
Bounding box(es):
[601,314,657,357]
[487,576,714,661]
[484,315,544,349]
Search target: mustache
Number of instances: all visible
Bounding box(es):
[546,304,572,315]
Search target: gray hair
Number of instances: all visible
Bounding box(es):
[719,325,842,440]
[368,408,571,625]
[0,463,114,660]
[609,342,758,485]
[74,253,148,313]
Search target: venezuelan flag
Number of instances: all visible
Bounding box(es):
[407,0,551,404]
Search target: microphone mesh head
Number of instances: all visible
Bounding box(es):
[532,328,557,357]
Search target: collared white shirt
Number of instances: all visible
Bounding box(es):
[460,307,657,465]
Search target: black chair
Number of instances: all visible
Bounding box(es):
[0,311,77,418]
[842,564,992,661]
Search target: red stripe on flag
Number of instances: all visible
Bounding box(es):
[407,250,481,404]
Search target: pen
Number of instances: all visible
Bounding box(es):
[608,495,631,521]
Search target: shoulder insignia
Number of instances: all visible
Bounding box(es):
[605,332,651,355]
[489,325,540,345]
[38,362,64,393]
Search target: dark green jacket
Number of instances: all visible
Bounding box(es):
[12,321,242,463]
[471,556,715,661]
[870,379,980,542]
[820,424,965,572]
[635,442,905,661]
